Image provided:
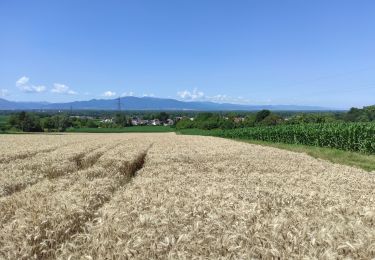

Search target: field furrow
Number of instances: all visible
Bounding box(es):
[0,139,123,197]
[0,142,128,224]
[0,140,152,259]
[0,135,85,163]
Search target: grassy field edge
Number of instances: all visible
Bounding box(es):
[66,126,174,133]
[237,139,375,172]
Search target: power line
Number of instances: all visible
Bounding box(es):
[284,67,375,89]
[250,67,375,94]
[117,97,121,111]
[303,84,375,96]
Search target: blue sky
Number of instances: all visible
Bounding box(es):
[0,0,374,109]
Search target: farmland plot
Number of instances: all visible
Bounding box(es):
[0,133,374,259]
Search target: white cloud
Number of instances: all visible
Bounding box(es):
[210,94,228,102]
[103,91,117,97]
[51,83,77,95]
[207,94,252,104]
[121,91,134,97]
[0,89,9,97]
[177,88,205,100]
[16,76,29,87]
[32,85,46,93]
[176,88,253,104]
[19,84,46,93]
[142,93,154,97]
[15,76,46,93]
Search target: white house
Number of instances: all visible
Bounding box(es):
[150,119,161,126]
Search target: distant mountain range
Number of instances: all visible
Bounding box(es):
[0,97,334,111]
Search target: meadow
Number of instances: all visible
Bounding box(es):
[0,133,374,259]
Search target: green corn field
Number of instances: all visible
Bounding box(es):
[211,123,375,154]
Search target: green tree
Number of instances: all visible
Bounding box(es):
[244,114,256,127]
[87,120,98,128]
[114,113,129,127]
[157,112,169,122]
[220,119,235,129]
[260,114,283,126]
[176,118,194,129]
[8,112,43,132]
[43,117,55,131]
[255,110,271,123]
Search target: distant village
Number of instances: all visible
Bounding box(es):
[69,114,248,127]
[99,117,182,126]
[88,115,197,127]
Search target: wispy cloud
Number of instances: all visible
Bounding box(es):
[16,76,29,87]
[51,83,77,95]
[103,91,117,97]
[142,93,155,97]
[15,76,46,93]
[177,88,252,104]
[207,94,252,104]
[121,91,134,97]
[177,88,204,100]
[19,84,46,93]
[0,89,9,97]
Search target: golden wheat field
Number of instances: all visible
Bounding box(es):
[0,133,374,259]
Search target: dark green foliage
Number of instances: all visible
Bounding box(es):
[176,113,227,130]
[243,114,256,127]
[176,110,283,130]
[8,112,43,132]
[42,117,55,131]
[114,113,131,127]
[157,112,169,122]
[0,115,10,132]
[345,105,375,122]
[287,113,338,124]
[219,119,236,129]
[255,110,271,123]
[175,118,195,129]
[41,114,74,132]
[86,120,98,128]
[259,114,283,126]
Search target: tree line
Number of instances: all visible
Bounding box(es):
[4,112,129,132]
[2,111,173,132]
[1,105,374,132]
[176,105,375,130]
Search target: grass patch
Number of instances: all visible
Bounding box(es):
[0,115,8,123]
[177,128,375,172]
[66,126,174,133]
[176,128,221,136]
[0,115,9,130]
